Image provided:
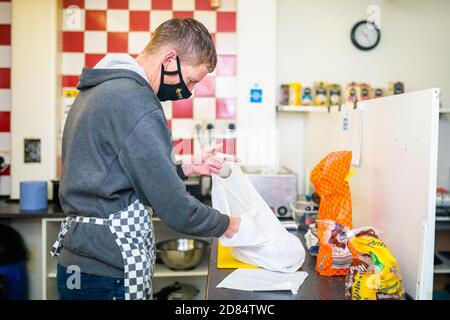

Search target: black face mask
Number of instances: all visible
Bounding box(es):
[157,56,192,102]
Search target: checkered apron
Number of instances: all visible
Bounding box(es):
[50,199,155,300]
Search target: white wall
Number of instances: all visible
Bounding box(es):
[11,0,59,199]
[277,0,450,191]
[236,0,278,167]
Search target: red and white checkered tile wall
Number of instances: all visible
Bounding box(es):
[62,0,238,160]
[0,0,11,195]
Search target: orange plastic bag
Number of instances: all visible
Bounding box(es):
[310,151,353,276]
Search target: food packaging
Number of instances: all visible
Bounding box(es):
[388,81,404,95]
[360,83,372,100]
[289,82,302,106]
[280,84,289,105]
[313,81,327,106]
[304,224,319,256]
[327,84,342,106]
[316,220,405,299]
[344,227,405,300]
[346,82,361,104]
[310,151,353,276]
[373,88,384,98]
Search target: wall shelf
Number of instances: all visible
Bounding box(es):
[278,106,450,114]
[154,255,209,278]
[46,255,209,279]
[434,252,450,274]
[277,105,340,113]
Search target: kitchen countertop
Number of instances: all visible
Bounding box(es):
[0,180,210,220]
[0,198,67,219]
[206,229,346,300]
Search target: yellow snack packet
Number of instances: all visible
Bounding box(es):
[346,229,405,300]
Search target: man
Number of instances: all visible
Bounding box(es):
[52,18,240,300]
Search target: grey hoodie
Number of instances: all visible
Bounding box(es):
[57,55,230,278]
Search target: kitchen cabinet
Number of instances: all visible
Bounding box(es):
[0,201,66,299]
[41,218,211,300]
[434,212,450,297]
[434,112,450,297]
[0,200,211,300]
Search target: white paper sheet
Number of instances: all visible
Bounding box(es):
[216,269,308,294]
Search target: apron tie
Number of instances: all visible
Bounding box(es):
[50,216,75,258]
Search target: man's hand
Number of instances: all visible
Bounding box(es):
[181,143,238,177]
[224,216,241,238]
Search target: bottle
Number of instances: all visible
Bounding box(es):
[289,82,302,106]
[280,84,289,105]
[301,87,313,106]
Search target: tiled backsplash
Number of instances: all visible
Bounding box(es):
[61,0,238,162]
[0,0,11,195]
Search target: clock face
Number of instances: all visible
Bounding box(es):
[351,20,381,51]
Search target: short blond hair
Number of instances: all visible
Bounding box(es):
[145,18,217,72]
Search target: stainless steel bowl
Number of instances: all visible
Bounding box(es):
[156,239,209,270]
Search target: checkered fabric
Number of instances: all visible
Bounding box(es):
[0,0,11,195]
[51,198,155,300]
[61,0,238,164]
[109,199,155,300]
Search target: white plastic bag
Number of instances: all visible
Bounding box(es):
[211,164,305,273]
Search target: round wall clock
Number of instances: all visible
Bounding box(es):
[351,20,381,51]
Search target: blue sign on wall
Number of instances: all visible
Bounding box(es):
[250,89,263,103]
[343,113,349,131]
